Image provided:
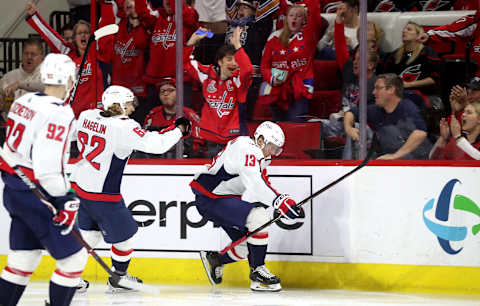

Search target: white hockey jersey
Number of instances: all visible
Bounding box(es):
[190,136,280,206]
[71,108,182,201]
[1,92,75,196]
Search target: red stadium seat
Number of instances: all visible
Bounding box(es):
[277,122,321,159]
[248,122,321,159]
[311,60,342,119]
[313,60,342,90]
[310,90,342,119]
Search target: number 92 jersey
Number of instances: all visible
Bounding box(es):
[3,93,74,190]
[71,108,182,198]
[190,136,280,206]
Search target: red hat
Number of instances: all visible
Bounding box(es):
[155,77,176,90]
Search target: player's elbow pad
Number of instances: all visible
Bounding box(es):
[38,175,70,197]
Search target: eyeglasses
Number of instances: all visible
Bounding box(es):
[75,31,90,36]
[159,88,175,95]
[374,85,390,91]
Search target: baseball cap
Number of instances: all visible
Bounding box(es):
[155,77,176,90]
[465,77,480,90]
[237,0,257,9]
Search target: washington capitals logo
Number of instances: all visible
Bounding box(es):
[423,179,480,255]
[114,38,140,64]
[151,23,176,49]
[207,91,235,117]
[400,64,422,83]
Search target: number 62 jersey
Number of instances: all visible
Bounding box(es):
[1,92,75,196]
[70,108,182,201]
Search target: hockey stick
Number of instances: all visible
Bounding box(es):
[66,24,119,105]
[218,134,377,255]
[0,147,158,295]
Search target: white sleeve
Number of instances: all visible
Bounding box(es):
[124,122,183,154]
[32,108,74,196]
[237,148,279,206]
[456,137,480,160]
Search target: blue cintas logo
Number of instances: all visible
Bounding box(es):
[423,179,480,255]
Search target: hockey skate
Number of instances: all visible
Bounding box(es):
[200,251,224,285]
[76,278,89,293]
[107,272,143,293]
[249,265,282,292]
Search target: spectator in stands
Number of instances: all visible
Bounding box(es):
[0,39,45,120]
[381,21,442,139]
[259,0,324,122]
[317,0,359,60]
[134,0,199,110]
[382,22,441,98]
[430,102,480,160]
[143,77,202,157]
[320,8,379,158]
[224,0,274,120]
[60,23,74,45]
[444,77,480,130]
[98,0,151,124]
[344,73,432,160]
[185,26,252,157]
[26,2,104,118]
[419,9,480,78]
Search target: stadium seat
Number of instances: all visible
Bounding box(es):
[248,122,322,159]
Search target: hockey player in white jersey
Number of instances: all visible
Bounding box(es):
[70,85,190,292]
[191,121,300,292]
[0,53,88,306]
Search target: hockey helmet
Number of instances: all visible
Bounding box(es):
[40,53,76,87]
[102,85,135,113]
[254,121,285,156]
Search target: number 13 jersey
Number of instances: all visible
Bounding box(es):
[190,136,279,206]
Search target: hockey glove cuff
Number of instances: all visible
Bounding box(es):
[52,192,80,235]
[273,194,300,219]
[175,117,191,136]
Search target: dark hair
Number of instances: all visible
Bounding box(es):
[377,73,404,98]
[342,0,359,8]
[215,44,237,64]
[60,23,74,35]
[23,38,45,56]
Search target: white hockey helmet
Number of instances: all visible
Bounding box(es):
[254,121,285,156]
[102,85,135,113]
[40,53,76,86]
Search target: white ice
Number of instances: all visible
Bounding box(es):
[17,282,480,306]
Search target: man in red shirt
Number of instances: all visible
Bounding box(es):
[144,78,203,157]
[185,27,252,157]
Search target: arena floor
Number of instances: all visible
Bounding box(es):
[17,282,480,305]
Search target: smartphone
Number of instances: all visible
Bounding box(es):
[195,29,214,38]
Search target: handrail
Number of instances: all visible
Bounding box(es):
[2,0,40,38]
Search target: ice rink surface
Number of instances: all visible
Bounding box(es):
[17,282,480,306]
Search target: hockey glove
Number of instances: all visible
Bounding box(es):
[52,192,80,235]
[273,194,300,220]
[175,117,191,136]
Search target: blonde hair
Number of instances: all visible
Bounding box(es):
[395,21,424,65]
[368,21,383,43]
[102,104,123,117]
[279,4,307,47]
[72,20,91,50]
[470,102,480,118]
